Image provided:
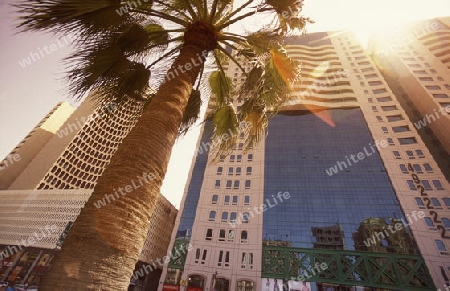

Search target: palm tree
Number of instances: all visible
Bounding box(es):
[14,0,311,289]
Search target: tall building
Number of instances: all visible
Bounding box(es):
[159,30,450,291]
[369,17,450,181]
[0,96,178,290]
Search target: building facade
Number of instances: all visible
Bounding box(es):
[369,17,450,180]
[0,96,177,290]
[159,30,450,291]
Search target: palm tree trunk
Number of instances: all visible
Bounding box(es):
[39,43,207,290]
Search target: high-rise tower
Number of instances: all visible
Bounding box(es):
[160,30,450,291]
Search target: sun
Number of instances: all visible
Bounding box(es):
[302,0,450,47]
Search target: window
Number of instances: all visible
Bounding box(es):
[377,97,392,102]
[221,212,228,222]
[217,167,223,175]
[194,248,201,263]
[212,195,219,205]
[237,155,242,162]
[235,167,242,175]
[431,198,442,208]
[237,280,254,291]
[365,73,378,78]
[240,253,254,269]
[382,105,397,111]
[233,180,240,189]
[419,77,433,81]
[393,151,401,159]
[244,195,250,205]
[381,127,389,133]
[238,143,244,150]
[360,81,365,86]
[209,211,216,221]
[220,155,225,162]
[408,64,421,68]
[386,115,404,122]
[424,217,435,229]
[415,197,425,208]
[246,167,252,175]
[245,180,251,189]
[415,149,425,158]
[373,89,388,94]
[399,164,408,173]
[226,180,232,189]
[232,196,238,205]
[232,143,237,150]
[426,85,441,90]
[432,180,444,190]
[406,150,415,159]
[228,230,235,242]
[372,106,378,112]
[376,116,383,121]
[433,93,449,98]
[422,180,432,190]
[215,180,221,189]
[399,137,417,145]
[230,155,235,162]
[392,125,410,132]
[435,240,447,252]
[228,167,233,175]
[430,69,437,74]
[219,229,226,241]
[230,212,237,222]
[243,212,250,223]
[224,195,230,205]
[206,228,213,240]
[413,70,427,74]
[241,230,248,243]
[387,138,394,145]
[247,154,253,161]
[408,164,421,174]
[369,81,383,86]
[407,180,416,190]
[442,218,450,229]
[423,163,433,172]
[443,198,450,208]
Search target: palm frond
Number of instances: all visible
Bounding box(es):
[179,89,202,135]
[245,30,284,54]
[14,0,136,36]
[210,104,239,157]
[208,70,232,107]
[238,98,268,149]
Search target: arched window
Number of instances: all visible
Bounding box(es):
[188,275,205,288]
[237,280,254,291]
[214,277,230,291]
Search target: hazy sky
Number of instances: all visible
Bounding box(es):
[0,0,449,207]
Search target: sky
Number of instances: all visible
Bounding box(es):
[0,0,449,208]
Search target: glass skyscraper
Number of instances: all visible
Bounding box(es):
[160,28,450,291]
